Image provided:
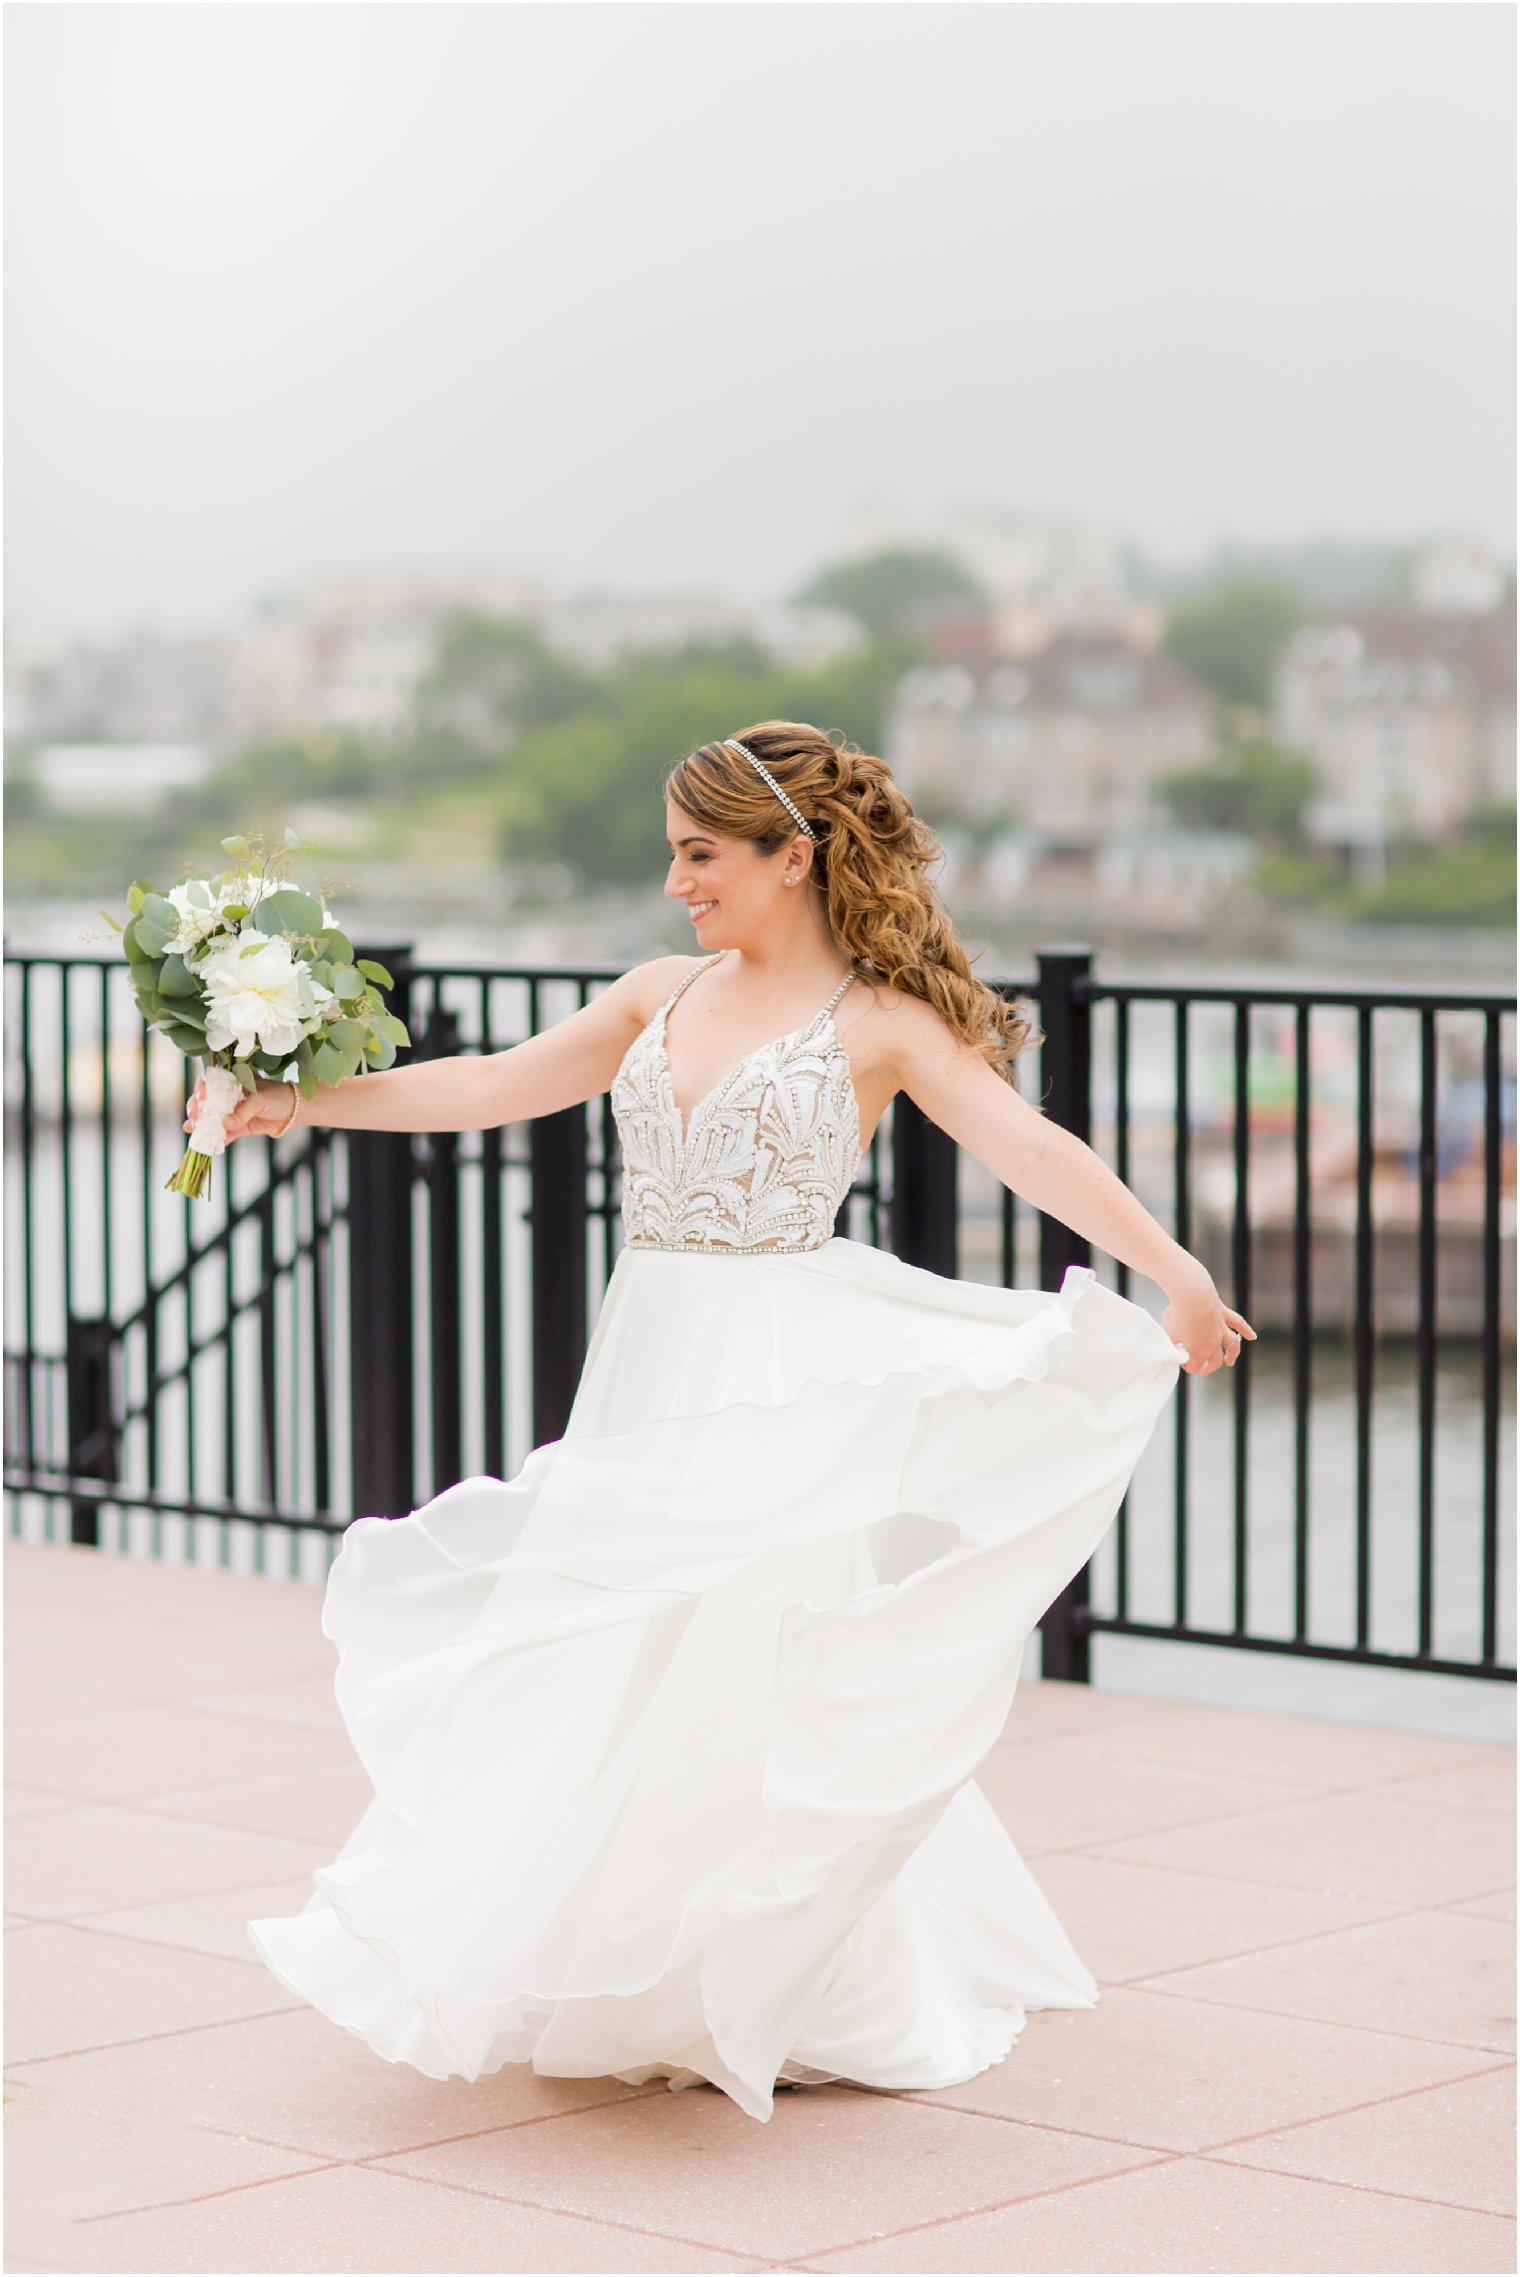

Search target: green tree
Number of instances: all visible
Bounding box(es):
[495,634,920,889]
[793,549,986,640]
[411,610,606,773]
[1157,738,1320,853]
[1161,577,1309,711]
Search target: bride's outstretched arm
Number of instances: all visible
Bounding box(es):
[889,1003,1255,1374]
[183,956,691,1144]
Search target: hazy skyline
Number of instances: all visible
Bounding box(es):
[6,2,1515,642]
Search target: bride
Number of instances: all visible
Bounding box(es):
[187,721,1253,2122]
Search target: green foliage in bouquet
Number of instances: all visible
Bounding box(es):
[102,827,411,1198]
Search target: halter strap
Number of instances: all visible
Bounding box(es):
[661,949,855,1028]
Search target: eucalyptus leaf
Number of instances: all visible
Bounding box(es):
[157,953,199,998]
[257,888,325,936]
[324,964,362,999]
[355,958,394,988]
[232,1061,258,1092]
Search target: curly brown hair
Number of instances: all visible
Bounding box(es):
[662,720,1041,1082]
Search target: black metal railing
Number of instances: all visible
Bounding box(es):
[4,943,1514,1686]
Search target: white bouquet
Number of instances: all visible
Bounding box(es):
[105,827,410,1199]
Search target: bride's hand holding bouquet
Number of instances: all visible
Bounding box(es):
[105,827,410,1199]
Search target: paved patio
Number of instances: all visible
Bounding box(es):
[4,1535,1514,2275]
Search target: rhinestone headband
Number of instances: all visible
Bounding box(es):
[722,739,820,842]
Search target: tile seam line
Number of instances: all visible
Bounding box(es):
[1198,2150,1520,2223]
[2,2001,308,2066]
[356,2145,1179,2263]
[1125,1980,1517,2054]
[1068,1845,1511,1902]
[1100,1895,1448,1980]
[3,1916,286,1970]
[194,2083,671,2162]
[73,2156,351,2226]
[1025,1783,1517,1846]
[346,2157,788,2264]
[1179,2055,1519,2153]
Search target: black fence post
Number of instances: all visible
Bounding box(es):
[418,1000,463,1499]
[346,945,417,1521]
[529,1104,589,1448]
[891,1092,959,1275]
[1036,943,1096,1683]
[65,1313,117,1547]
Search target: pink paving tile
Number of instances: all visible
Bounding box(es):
[64,2161,766,2274]
[1028,1851,1402,1985]
[997,1680,1165,1745]
[2,1629,326,1707]
[918,1985,1492,2150]
[1018,1694,1512,1790]
[1369,1753,1517,1813]
[4,1699,357,1803]
[371,2082,1153,2261]
[71,1876,319,1965]
[1137,1907,1516,2052]
[183,1673,346,1731]
[6,2070,330,2256]
[1449,1887,1519,1922]
[1220,2061,1516,2216]
[974,1736,1316,1854]
[140,1762,373,1845]
[3,1664,126,1725]
[793,2151,1518,2272]
[4,1800,328,1919]
[6,2004,660,2165]
[4,1630,325,1712]
[2,1788,78,1821]
[1090,1784,1515,1907]
[4,1922,300,2064]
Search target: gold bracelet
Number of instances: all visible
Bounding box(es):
[273,1082,302,1138]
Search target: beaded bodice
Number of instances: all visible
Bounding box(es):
[611,951,863,1254]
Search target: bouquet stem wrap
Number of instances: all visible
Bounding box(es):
[165,1064,258,1200]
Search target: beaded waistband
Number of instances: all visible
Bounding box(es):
[624,1234,834,1256]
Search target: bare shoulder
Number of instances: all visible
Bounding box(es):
[602,952,709,1027]
[838,974,967,1078]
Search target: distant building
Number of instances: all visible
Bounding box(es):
[1273,604,1516,865]
[888,633,1215,841]
[842,509,1162,653]
[538,593,863,672]
[1406,534,1509,617]
[5,627,234,752]
[225,570,545,748]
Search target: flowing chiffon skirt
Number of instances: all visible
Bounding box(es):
[247,1235,1186,2122]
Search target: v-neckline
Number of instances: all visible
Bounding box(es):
[656,951,854,1151]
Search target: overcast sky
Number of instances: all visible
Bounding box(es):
[6,1,1515,641]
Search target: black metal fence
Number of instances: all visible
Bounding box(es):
[4,943,1514,1686]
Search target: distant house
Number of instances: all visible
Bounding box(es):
[1273,605,1516,861]
[887,634,1215,840]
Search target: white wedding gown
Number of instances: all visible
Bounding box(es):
[247,951,1186,2122]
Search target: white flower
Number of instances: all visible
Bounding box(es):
[199,928,334,1060]
[164,873,277,959]
[165,882,226,957]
